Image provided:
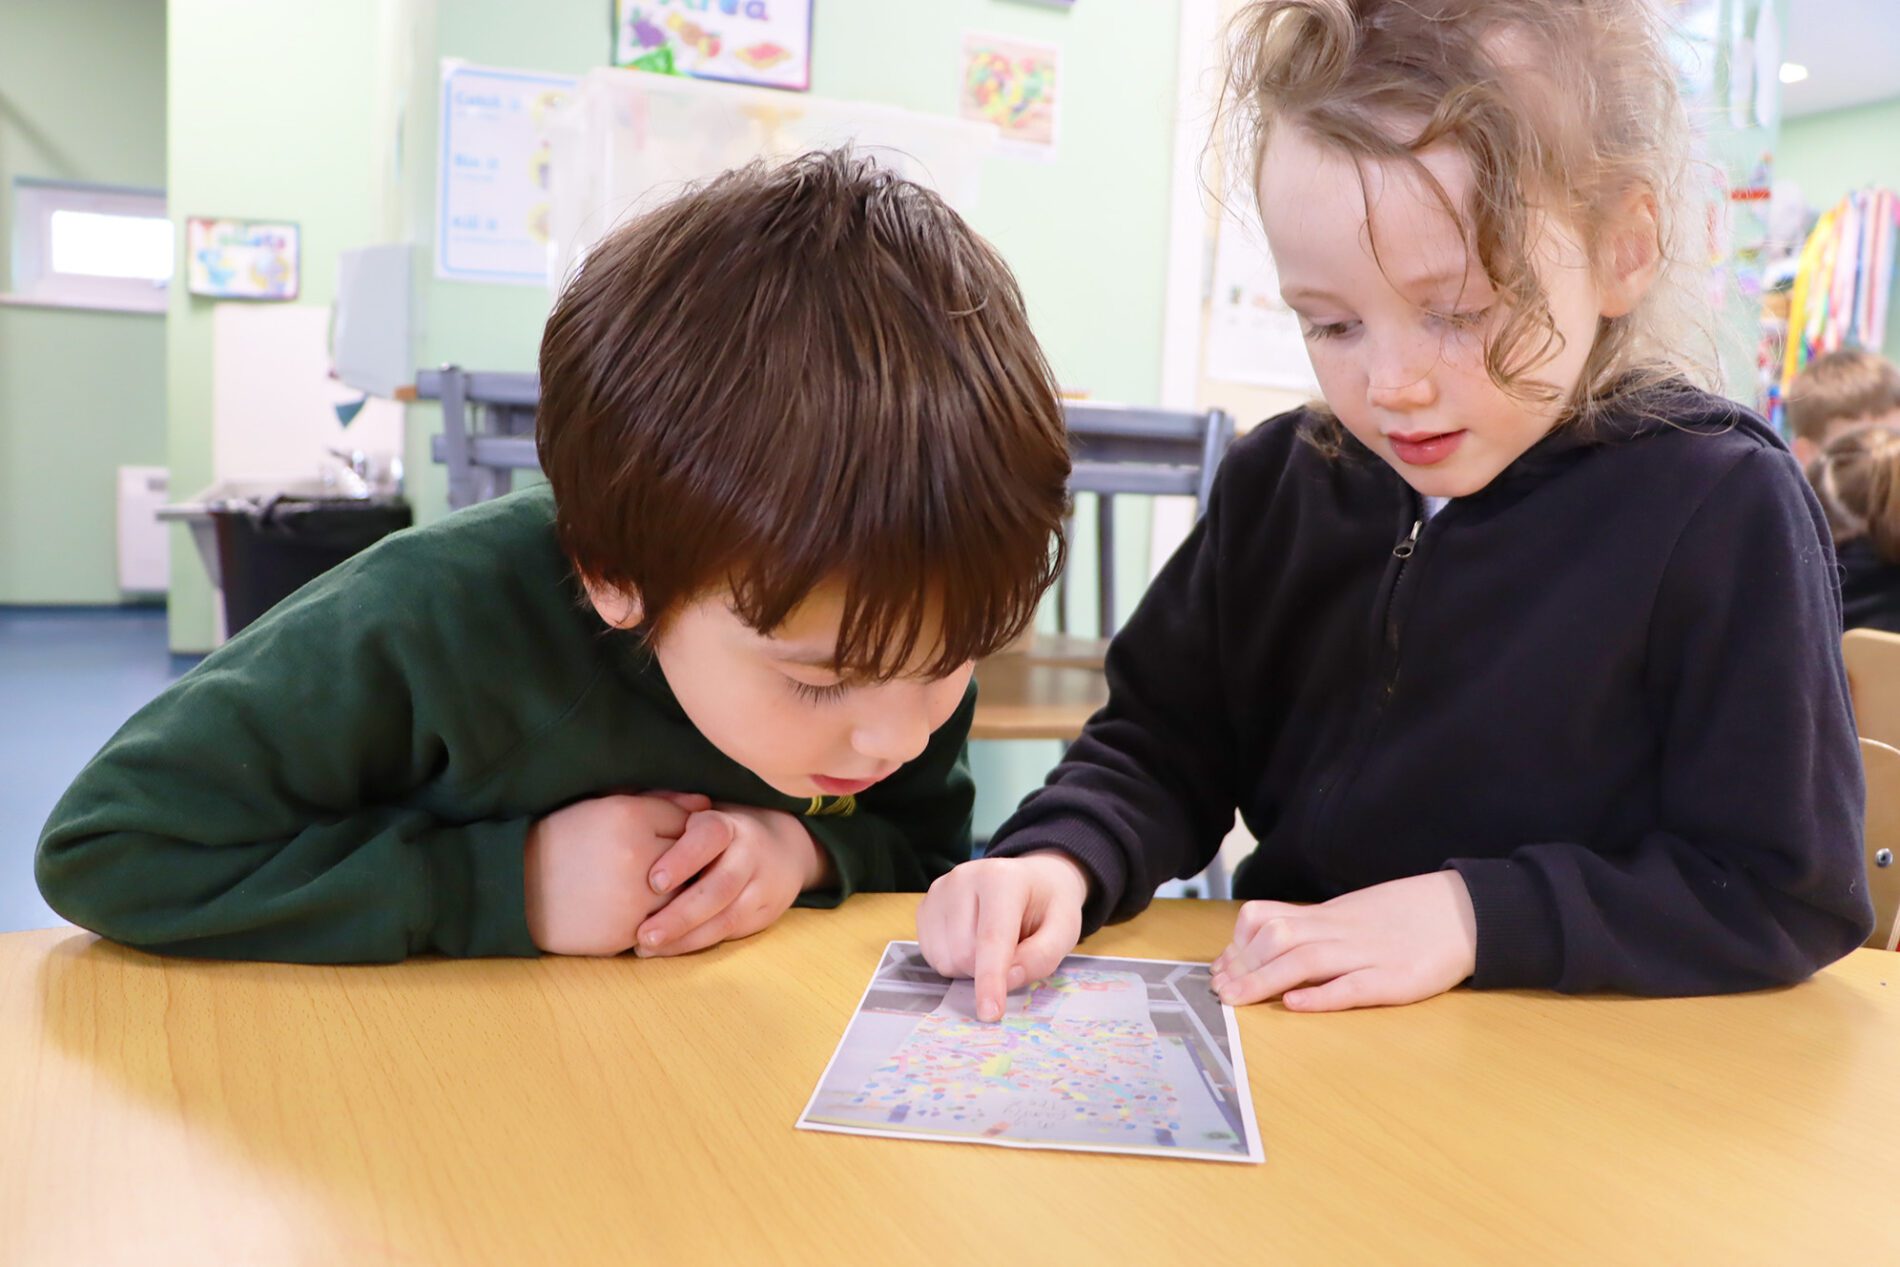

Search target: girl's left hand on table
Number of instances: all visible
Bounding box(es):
[1210,872,1478,1012]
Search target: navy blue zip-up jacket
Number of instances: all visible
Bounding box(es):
[989,386,1875,994]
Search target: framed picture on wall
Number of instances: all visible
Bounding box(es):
[959,33,1060,159]
[612,0,813,92]
[185,217,300,301]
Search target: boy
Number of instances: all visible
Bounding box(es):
[1787,346,1900,467]
[36,149,1072,962]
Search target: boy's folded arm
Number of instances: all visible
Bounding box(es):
[37,808,537,962]
[797,688,979,905]
[34,605,541,964]
[1452,448,1875,995]
[985,487,1240,937]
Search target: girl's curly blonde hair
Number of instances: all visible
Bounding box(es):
[1224,0,1714,430]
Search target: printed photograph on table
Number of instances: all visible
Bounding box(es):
[185,218,299,300]
[959,33,1060,156]
[799,941,1264,1163]
[613,0,813,92]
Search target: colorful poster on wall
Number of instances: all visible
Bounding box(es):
[959,33,1059,159]
[613,0,814,93]
[436,62,577,287]
[185,218,300,300]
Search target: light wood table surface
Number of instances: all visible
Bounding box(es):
[4,896,1896,1264]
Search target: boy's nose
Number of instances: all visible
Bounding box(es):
[850,685,932,766]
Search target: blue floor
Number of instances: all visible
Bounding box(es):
[0,607,197,932]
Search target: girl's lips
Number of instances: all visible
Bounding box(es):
[1388,430,1467,466]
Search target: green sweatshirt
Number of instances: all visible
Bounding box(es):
[34,487,975,962]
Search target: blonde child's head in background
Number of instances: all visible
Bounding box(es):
[1787,347,1900,467]
[1225,0,1707,496]
[1810,425,1900,562]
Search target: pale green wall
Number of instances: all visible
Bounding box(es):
[0,0,166,604]
[400,1,1181,531]
[164,0,388,650]
[1780,96,1900,363]
[401,1,1182,832]
[163,0,1183,832]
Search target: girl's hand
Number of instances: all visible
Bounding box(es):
[632,804,831,957]
[1210,872,1478,1012]
[914,851,1091,1022]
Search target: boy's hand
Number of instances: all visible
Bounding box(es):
[914,851,1090,1023]
[1210,872,1478,1012]
[523,791,712,956]
[632,805,831,957]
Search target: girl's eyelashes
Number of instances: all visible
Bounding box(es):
[789,677,852,704]
[1429,306,1493,330]
[1300,308,1492,342]
[1302,318,1360,341]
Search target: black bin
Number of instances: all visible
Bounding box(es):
[213,496,413,637]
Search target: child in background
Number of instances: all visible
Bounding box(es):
[1786,346,1900,468]
[37,150,1072,963]
[918,0,1872,1016]
[1811,424,1900,632]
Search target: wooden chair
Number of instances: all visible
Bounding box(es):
[1843,628,1900,751]
[1858,737,1900,952]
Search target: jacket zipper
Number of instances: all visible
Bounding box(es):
[1385,517,1422,667]
[1301,492,1430,872]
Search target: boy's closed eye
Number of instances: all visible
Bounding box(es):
[786,675,853,704]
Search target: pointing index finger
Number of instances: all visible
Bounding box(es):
[972,887,1026,1023]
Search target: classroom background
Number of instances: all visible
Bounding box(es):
[2,0,1896,934]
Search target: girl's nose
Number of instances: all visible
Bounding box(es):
[1366,369,1438,412]
[1365,330,1441,412]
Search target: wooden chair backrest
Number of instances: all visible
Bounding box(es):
[1843,628,1900,750]
[1856,737,1900,952]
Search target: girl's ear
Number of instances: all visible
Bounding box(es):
[1598,188,1663,319]
[582,577,644,630]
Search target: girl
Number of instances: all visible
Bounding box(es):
[917,0,1873,1016]
[1812,424,1900,633]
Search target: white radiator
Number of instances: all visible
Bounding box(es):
[116,465,170,593]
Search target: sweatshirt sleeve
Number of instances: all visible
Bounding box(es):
[797,685,977,902]
[34,587,540,964]
[1449,445,1875,993]
[984,480,1240,937]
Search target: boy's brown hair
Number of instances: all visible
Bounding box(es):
[1787,347,1900,446]
[536,148,1071,679]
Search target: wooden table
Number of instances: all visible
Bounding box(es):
[970,653,1109,741]
[4,897,1896,1264]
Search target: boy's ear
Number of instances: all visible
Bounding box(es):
[582,577,644,630]
[1598,187,1663,320]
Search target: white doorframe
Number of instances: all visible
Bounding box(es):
[1152,0,1222,571]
